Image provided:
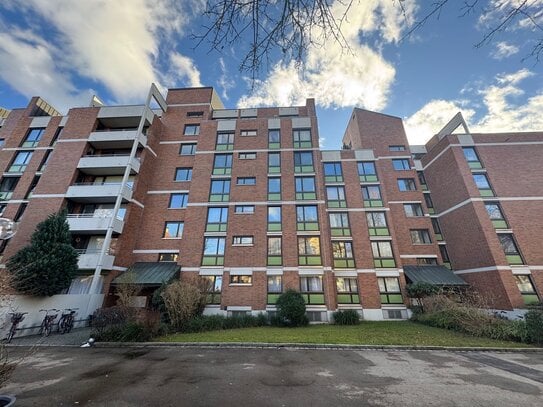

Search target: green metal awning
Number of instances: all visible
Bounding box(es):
[112,262,179,286]
[404,265,468,286]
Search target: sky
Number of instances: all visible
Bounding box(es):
[0,0,542,150]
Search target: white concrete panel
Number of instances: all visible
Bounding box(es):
[217,120,237,132]
[268,118,281,129]
[322,151,341,161]
[457,134,475,145]
[292,117,311,128]
[354,150,375,160]
[213,109,238,119]
[30,116,51,128]
[59,116,69,126]
[279,107,299,116]
[240,108,258,118]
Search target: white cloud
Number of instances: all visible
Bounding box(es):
[217,57,235,101]
[404,69,543,144]
[238,0,416,110]
[169,53,203,88]
[491,42,519,59]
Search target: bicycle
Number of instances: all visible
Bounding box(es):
[5,312,28,343]
[58,308,78,334]
[38,309,59,337]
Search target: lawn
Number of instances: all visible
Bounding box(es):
[158,321,530,348]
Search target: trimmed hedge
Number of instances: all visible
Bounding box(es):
[333,310,360,325]
[182,313,268,333]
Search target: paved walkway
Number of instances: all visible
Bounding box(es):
[8,327,93,346]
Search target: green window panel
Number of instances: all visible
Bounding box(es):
[216,144,233,151]
[267,256,282,266]
[333,259,355,268]
[443,262,452,270]
[506,255,523,265]
[21,141,39,148]
[302,293,325,305]
[294,141,312,148]
[268,166,281,174]
[325,175,343,183]
[435,233,443,241]
[299,255,322,266]
[363,199,383,208]
[331,227,351,237]
[468,161,483,169]
[267,294,281,304]
[268,142,280,149]
[202,256,224,266]
[294,165,314,173]
[0,192,13,201]
[368,227,389,236]
[268,193,281,201]
[8,165,27,173]
[209,193,230,202]
[522,294,540,305]
[297,222,319,231]
[327,200,347,208]
[427,207,435,214]
[492,220,508,229]
[268,223,282,232]
[374,259,396,268]
[337,294,360,304]
[296,192,316,200]
[359,175,378,182]
[421,184,428,191]
[479,189,495,197]
[380,294,403,304]
[206,223,227,232]
[212,168,231,175]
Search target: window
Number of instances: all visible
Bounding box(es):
[206,207,228,232]
[187,111,204,118]
[332,241,355,268]
[212,153,232,175]
[267,276,282,304]
[410,229,432,244]
[293,129,311,148]
[485,202,508,229]
[296,205,319,231]
[514,275,540,305]
[216,132,234,150]
[268,152,281,173]
[378,277,403,304]
[298,236,321,265]
[336,277,359,304]
[158,253,179,262]
[463,147,482,169]
[21,128,45,147]
[473,174,494,196]
[403,203,424,217]
[174,167,192,181]
[440,245,451,268]
[233,236,253,245]
[267,237,282,265]
[323,162,343,182]
[417,257,438,265]
[238,152,256,160]
[397,178,416,191]
[235,205,254,214]
[358,161,378,182]
[210,179,230,202]
[424,194,435,214]
[0,139,4,148]
[295,176,316,200]
[268,177,281,200]
[163,222,184,238]
[326,185,346,208]
[267,206,281,231]
[294,151,314,173]
[184,124,200,136]
[240,130,257,137]
[417,171,427,190]
[389,145,406,151]
[366,212,389,236]
[392,159,410,170]
[498,234,523,265]
[268,129,280,148]
[8,151,33,173]
[169,193,188,209]
[0,177,20,200]
[179,143,196,155]
[237,177,256,185]
[230,275,252,284]
[300,276,325,304]
[329,212,350,236]
[202,275,222,304]
[202,237,225,266]
[38,150,52,172]
[431,218,443,240]
[371,241,395,268]
[362,185,383,207]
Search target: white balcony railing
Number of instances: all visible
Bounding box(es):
[77,155,140,175]
[65,182,133,203]
[67,213,124,234]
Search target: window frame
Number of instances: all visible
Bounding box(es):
[237,177,256,186]
[392,158,411,171]
[293,129,312,148]
[267,177,281,200]
[183,124,200,136]
[378,277,403,304]
[362,185,383,207]
[232,236,254,246]
[216,132,235,150]
[21,128,45,147]
[174,167,193,181]
[300,276,325,304]
[410,229,432,245]
[295,176,316,200]
[267,206,282,231]
[168,193,188,209]
[298,236,322,266]
[397,178,417,191]
[179,143,197,156]
[267,236,282,265]
[403,203,424,217]
[163,221,184,238]
[357,161,378,182]
[294,151,314,173]
[332,241,355,268]
[202,236,226,266]
[235,205,255,214]
[323,162,343,183]
[329,212,351,236]
[206,206,228,232]
[296,205,319,231]
[371,241,396,268]
[366,211,389,236]
[209,179,231,202]
[230,275,252,285]
[8,151,33,173]
[336,277,360,304]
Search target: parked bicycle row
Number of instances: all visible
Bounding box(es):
[4,308,79,343]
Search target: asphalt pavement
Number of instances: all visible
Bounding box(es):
[1,346,542,406]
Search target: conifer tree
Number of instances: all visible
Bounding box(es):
[7,210,78,296]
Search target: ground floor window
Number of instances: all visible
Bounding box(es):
[202,275,222,305]
[377,277,403,304]
[336,277,359,304]
[514,275,539,305]
[300,276,325,305]
[267,276,282,304]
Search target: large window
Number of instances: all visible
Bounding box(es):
[498,234,523,265]
[202,276,222,304]
[424,194,435,214]
[294,151,314,173]
[366,212,389,236]
[206,207,228,232]
[362,185,383,207]
[298,237,321,266]
[358,161,378,182]
[184,124,200,136]
[296,205,319,231]
[267,237,282,265]
[514,275,539,305]
[267,206,282,231]
[179,143,196,155]
[410,229,432,244]
[329,212,350,236]
[463,147,482,169]
[332,241,355,268]
[268,152,281,173]
[209,179,230,202]
[323,162,343,182]
[202,237,225,266]
[295,176,316,200]
[485,202,508,229]
[21,128,45,147]
[174,167,192,181]
[267,276,282,304]
[163,221,184,238]
[216,132,234,150]
[473,174,494,197]
[0,177,19,200]
[300,276,325,304]
[213,154,232,175]
[371,241,395,268]
[392,159,410,171]
[268,177,281,200]
[293,129,312,148]
[397,178,416,191]
[431,218,443,240]
[8,151,33,173]
[326,185,346,208]
[378,277,403,304]
[440,245,451,269]
[403,203,424,217]
[169,193,188,209]
[336,278,359,304]
[417,171,427,190]
[268,129,280,149]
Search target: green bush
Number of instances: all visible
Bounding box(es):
[333,310,360,325]
[524,309,543,344]
[182,313,269,333]
[95,322,153,342]
[276,289,309,327]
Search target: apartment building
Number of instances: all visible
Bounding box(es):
[0,86,539,322]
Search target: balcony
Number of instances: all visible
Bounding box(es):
[88,129,147,149]
[97,105,154,125]
[67,213,124,234]
[66,182,133,203]
[77,155,140,175]
[76,249,115,270]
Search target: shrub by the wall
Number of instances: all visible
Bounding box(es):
[183,313,268,333]
[275,290,309,327]
[333,309,360,325]
[524,309,543,345]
